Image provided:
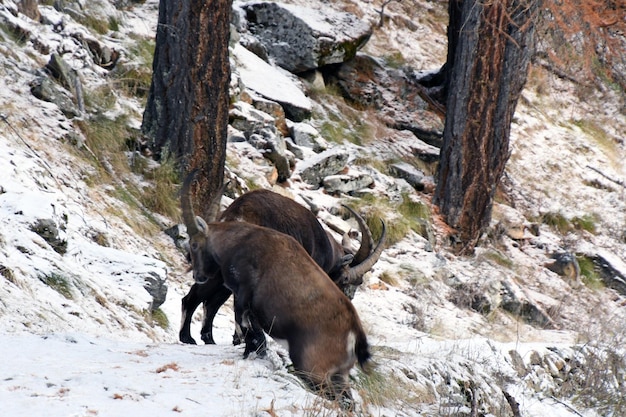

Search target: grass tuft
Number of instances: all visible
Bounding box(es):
[150,308,169,330]
[576,255,604,289]
[39,272,73,299]
[138,155,181,220]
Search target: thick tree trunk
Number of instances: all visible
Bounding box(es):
[142,0,232,220]
[434,0,539,252]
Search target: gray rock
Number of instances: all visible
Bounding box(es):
[331,53,443,147]
[544,252,581,288]
[296,148,349,187]
[500,279,555,328]
[230,101,275,134]
[30,77,80,118]
[45,53,84,114]
[241,2,372,73]
[46,53,77,90]
[143,271,168,310]
[233,44,312,121]
[30,218,67,255]
[290,122,328,152]
[389,162,427,191]
[323,173,373,194]
[586,251,626,296]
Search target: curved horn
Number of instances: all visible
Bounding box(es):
[206,180,230,222]
[342,205,373,266]
[181,169,201,237]
[342,205,386,285]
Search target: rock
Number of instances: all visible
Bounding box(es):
[500,279,555,328]
[250,93,289,136]
[30,77,80,118]
[295,148,349,187]
[240,2,372,73]
[143,271,168,310]
[45,53,84,114]
[30,218,68,255]
[230,101,275,134]
[331,53,443,146]
[544,252,581,288]
[233,43,312,121]
[323,172,374,194]
[389,162,427,191]
[586,251,626,296]
[74,243,169,312]
[289,122,328,153]
[46,53,77,90]
[18,0,41,21]
[163,224,188,252]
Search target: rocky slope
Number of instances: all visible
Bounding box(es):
[0,0,625,416]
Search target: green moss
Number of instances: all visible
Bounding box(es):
[571,214,598,234]
[39,272,73,299]
[577,255,604,289]
[347,193,432,246]
[541,211,571,234]
[483,250,514,269]
[150,308,169,329]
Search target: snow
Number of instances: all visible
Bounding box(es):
[233,43,312,112]
[0,333,315,417]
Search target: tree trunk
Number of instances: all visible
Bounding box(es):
[434,0,540,253]
[142,0,232,221]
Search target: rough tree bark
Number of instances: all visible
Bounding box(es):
[433,0,540,253]
[142,0,232,221]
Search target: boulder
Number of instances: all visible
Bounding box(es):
[30,218,67,255]
[233,43,312,121]
[389,162,427,191]
[30,77,81,119]
[544,252,581,288]
[240,2,372,73]
[586,251,626,296]
[295,148,349,187]
[289,122,328,152]
[323,172,374,194]
[500,279,556,328]
[331,53,443,147]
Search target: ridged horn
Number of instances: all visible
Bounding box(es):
[342,205,386,285]
[343,205,374,266]
[181,169,201,237]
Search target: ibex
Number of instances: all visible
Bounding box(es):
[181,171,371,402]
[180,185,386,345]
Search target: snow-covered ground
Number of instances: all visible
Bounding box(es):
[0,0,625,416]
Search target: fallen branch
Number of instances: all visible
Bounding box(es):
[549,396,585,417]
[587,165,626,188]
[375,0,402,28]
[502,390,521,417]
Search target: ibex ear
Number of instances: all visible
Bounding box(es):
[340,254,354,267]
[195,216,209,235]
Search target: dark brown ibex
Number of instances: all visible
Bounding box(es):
[181,171,371,402]
[179,186,385,345]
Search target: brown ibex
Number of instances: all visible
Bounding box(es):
[179,185,386,345]
[181,171,371,402]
